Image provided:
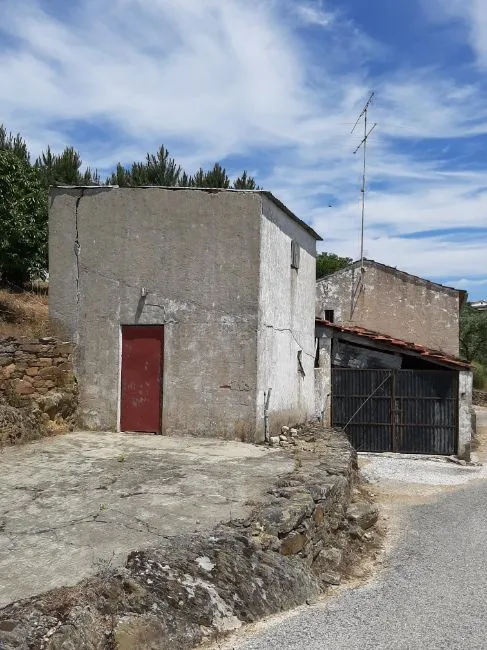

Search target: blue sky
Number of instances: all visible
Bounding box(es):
[0,0,486,299]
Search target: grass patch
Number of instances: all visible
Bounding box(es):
[0,288,50,338]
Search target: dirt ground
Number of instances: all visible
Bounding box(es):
[0,431,293,606]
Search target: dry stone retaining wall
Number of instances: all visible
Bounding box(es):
[0,425,380,650]
[473,389,487,407]
[0,336,77,445]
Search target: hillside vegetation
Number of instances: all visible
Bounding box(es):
[0,289,49,338]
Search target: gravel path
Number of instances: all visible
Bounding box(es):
[225,474,487,649]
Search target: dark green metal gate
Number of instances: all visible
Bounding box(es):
[331,369,458,455]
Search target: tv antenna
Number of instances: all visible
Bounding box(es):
[351,91,377,270]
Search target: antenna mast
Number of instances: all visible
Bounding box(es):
[351,92,377,270]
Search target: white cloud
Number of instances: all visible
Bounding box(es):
[0,0,485,294]
[445,277,487,290]
[424,0,487,69]
[293,2,336,28]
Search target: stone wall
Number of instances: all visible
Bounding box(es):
[473,389,487,407]
[0,336,77,445]
[0,425,381,650]
[316,260,461,356]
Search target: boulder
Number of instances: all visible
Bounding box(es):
[347,503,379,530]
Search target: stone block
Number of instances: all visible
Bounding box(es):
[20,344,41,353]
[25,367,38,377]
[37,358,53,367]
[313,504,325,525]
[14,380,35,396]
[2,364,16,379]
[280,532,307,556]
[347,503,379,530]
[55,343,73,355]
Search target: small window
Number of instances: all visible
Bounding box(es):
[324,309,334,323]
[291,240,300,269]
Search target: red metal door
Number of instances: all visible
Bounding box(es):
[120,326,164,433]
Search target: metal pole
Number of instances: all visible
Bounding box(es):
[360,108,367,269]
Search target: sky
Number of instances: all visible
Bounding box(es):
[0,0,486,299]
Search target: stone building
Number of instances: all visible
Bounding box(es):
[314,259,473,459]
[49,186,321,441]
[316,259,465,356]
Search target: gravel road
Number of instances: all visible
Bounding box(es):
[224,468,487,649]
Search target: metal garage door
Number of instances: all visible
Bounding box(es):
[331,369,458,455]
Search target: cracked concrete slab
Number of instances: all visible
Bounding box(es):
[0,431,293,606]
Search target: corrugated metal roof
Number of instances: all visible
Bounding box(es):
[316,319,471,370]
[52,185,323,241]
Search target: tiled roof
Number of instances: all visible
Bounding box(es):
[316,319,471,370]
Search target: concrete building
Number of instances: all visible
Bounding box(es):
[316,259,465,356]
[49,186,321,442]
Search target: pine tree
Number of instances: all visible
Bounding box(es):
[233,170,258,189]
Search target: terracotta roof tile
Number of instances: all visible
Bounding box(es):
[315,319,471,370]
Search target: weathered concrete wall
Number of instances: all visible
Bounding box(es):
[50,188,261,439]
[0,336,77,445]
[0,426,381,650]
[256,196,316,438]
[458,370,474,460]
[316,261,461,356]
[315,333,332,424]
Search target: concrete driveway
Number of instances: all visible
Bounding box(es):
[221,421,487,650]
[0,432,293,606]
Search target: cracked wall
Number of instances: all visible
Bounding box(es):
[49,188,261,438]
[316,261,461,356]
[256,197,317,438]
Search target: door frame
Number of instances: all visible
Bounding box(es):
[118,324,164,433]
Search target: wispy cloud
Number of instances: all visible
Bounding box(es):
[293,1,336,28]
[424,0,487,68]
[0,0,485,297]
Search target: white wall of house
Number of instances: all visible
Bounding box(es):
[256,197,317,439]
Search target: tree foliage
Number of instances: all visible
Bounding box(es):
[460,304,487,364]
[316,252,352,279]
[0,150,47,285]
[35,146,99,188]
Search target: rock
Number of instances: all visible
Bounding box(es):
[280,441,290,448]
[38,366,62,379]
[36,392,77,419]
[14,380,35,396]
[320,571,341,586]
[313,504,325,524]
[260,491,315,536]
[25,367,38,377]
[20,344,41,354]
[281,532,307,555]
[47,607,105,649]
[349,525,365,540]
[290,428,298,437]
[55,343,73,355]
[2,364,16,379]
[36,358,53,367]
[114,614,168,650]
[279,434,288,441]
[269,436,280,446]
[347,503,379,530]
[281,426,290,433]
